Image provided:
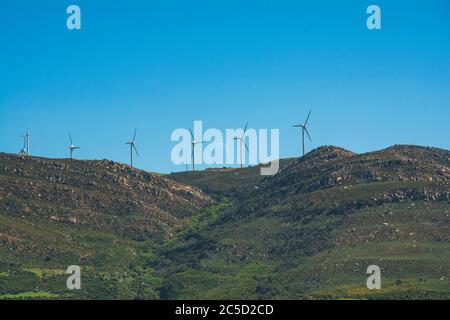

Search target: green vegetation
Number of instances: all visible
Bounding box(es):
[0,291,60,300]
[0,145,449,299]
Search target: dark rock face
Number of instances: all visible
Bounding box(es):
[0,153,212,239]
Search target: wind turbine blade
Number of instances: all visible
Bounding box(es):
[244,141,249,152]
[133,144,140,157]
[69,134,73,145]
[132,128,137,142]
[304,127,312,142]
[189,129,194,140]
[304,110,311,125]
[243,121,248,134]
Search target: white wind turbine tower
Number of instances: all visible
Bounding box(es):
[20,129,31,156]
[234,121,249,169]
[189,129,203,171]
[293,110,312,156]
[126,128,139,167]
[68,134,81,159]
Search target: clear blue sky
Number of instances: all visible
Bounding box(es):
[1,0,449,173]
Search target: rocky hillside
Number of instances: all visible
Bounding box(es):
[265,145,449,191]
[171,145,449,214]
[0,145,449,299]
[161,145,450,299]
[0,153,211,242]
[0,153,213,299]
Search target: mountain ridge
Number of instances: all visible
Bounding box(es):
[0,152,212,240]
[161,144,450,299]
[0,144,449,299]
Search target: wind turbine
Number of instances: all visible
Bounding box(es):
[189,129,203,171]
[68,134,81,159]
[293,110,312,156]
[20,129,31,156]
[126,128,139,167]
[234,121,249,169]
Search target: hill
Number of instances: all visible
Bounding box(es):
[0,153,211,299]
[0,145,449,299]
[160,145,450,299]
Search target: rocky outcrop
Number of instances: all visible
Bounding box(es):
[0,153,212,239]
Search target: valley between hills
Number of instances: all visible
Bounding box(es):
[0,145,449,299]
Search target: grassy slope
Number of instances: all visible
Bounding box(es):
[159,146,450,299]
[1,195,448,300]
[1,146,449,299]
[153,197,450,300]
[0,210,161,299]
[0,153,210,299]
